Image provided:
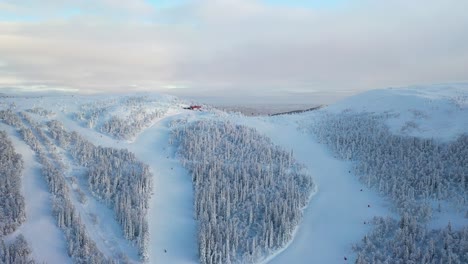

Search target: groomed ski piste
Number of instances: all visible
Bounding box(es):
[0,84,466,263]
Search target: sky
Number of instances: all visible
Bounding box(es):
[0,0,467,103]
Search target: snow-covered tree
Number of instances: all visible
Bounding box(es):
[171,119,315,263]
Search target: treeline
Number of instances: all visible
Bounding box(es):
[1,102,156,262]
[47,120,152,260]
[74,96,169,140]
[0,235,34,264]
[25,107,54,117]
[311,112,467,220]
[0,131,25,235]
[171,120,315,264]
[0,132,33,264]
[354,215,468,263]
[0,109,22,128]
[40,156,108,263]
[310,111,468,263]
[13,112,109,263]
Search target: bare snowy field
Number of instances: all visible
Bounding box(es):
[0,85,467,264]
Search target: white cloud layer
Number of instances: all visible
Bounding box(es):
[0,0,467,98]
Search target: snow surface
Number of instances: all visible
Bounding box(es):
[232,115,394,264]
[326,84,468,141]
[1,85,466,264]
[128,112,198,264]
[0,124,71,264]
[64,164,140,261]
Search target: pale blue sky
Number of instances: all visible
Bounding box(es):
[0,0,467,98]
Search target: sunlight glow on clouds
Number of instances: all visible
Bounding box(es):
[0,0,467,98]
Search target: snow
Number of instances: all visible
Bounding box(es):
[64,164,140,261]
[128,112,198,264]
[0,124,71,264]
[233,116,394,264]
[326,84,468,141]
[1,85,466,264]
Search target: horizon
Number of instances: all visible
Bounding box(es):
[1,0,468,103]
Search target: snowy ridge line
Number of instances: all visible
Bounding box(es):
[73,95,179,140]
[171,119,315,264]
[325,86,468,141]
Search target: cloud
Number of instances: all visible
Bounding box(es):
[0,0,467,97]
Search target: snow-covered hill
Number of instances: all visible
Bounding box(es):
[0,85,466,264]
[326,84,468,141]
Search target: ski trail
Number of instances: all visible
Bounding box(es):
[1,125,71,264]
[129,113,198,264]
[237,117,393,264]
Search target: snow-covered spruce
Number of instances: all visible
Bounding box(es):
[47,120,152,261]
[0,109,23,128]
[74,96,169,140]
[0,234,34,264]
[353,215,468,263]
[25,107,55,118]
[171,119,315,264]
[13,113,110,263]
[311,112,467,220]
[0,131,34,264]
[40,156,109,263]
[0,131,25,236]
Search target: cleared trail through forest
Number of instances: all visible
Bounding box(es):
[1,125,71,264]
[129,113,198,264]
[239,117,392,264]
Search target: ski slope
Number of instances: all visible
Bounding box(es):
[234,116,393,263]
[0,85,466,263]
[0,125,71,264]
[128,112,198,264]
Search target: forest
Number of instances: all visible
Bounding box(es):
[0,131,35,264]
[311,111,468,263]
[0,131,25,236]
[354,216,468,263]
[47,119,152,260]
[1,109,152,262]
[171,119,315,264]
[312,112,467,219]
[73,96,171,140]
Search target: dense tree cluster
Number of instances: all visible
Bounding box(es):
[73,98,116,129]
[47,120,152,260]
[311,111,468,263]
[354,215,468,263]
[0,117,35,264]
[10,113,110,263]
[74,96,169,140]
[311,112,467,220]
[0,131,33,264]
[100,110,163,140]
[40,156,108,263]
[25,107,54,117]
[0,235,34,264]
[0,131,25,236]
[0,109,23,127]
[171,119,315,264]
[12,111,151,261]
